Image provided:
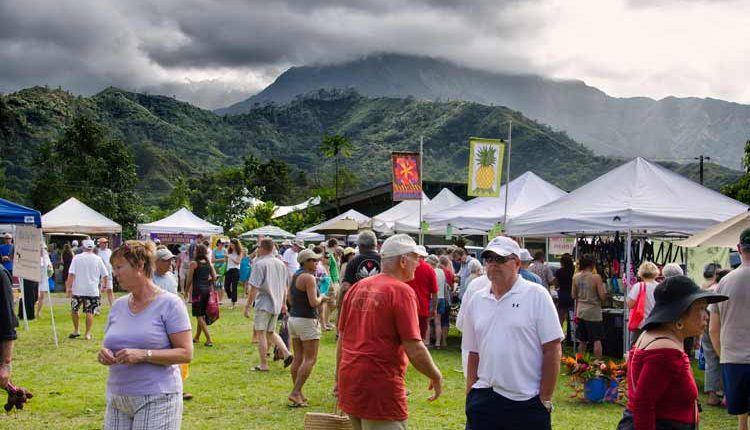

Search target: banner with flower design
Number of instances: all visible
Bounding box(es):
[391,151,422,201]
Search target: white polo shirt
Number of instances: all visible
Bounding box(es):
[461,275,563,401]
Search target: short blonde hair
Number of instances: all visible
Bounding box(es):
[111,240,157,278]
[637,261,659,280]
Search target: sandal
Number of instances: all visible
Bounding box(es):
[252,365,269,372]
[204,341,213,347]
[284,355,294,368]
[68,333,80,339]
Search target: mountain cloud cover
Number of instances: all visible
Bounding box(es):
[0,0,748,109]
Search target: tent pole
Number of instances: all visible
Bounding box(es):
[624,229,632,358]
[47,282,58,347]
[419,135,424,245]
[502,121,512,229]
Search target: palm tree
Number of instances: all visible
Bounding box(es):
[320,134,353,214]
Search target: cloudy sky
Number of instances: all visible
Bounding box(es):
[1,0,747,110]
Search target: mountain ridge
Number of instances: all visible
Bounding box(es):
[217,53,749,169]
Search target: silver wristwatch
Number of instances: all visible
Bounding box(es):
[145,350,153,363]
[542,400,553,413]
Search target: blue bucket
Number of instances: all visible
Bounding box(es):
[584,378,619,403]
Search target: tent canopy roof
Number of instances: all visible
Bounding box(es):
[297,209,371,241]
[677,209,750,248]
[508,158,748,236]
[239,225,295,239]
[0,198,41,227]
[394,188,466,234]
[42,197,121,234]
[138,208,222,235]
[372,193,429,233]
[424,172,567,231]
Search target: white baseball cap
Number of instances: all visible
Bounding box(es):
[156,248,176,261]
[481,236,521,258]
[82,239,96,250]
[380,234,429,258]
[518,249,533,262]
[71,240,79,246]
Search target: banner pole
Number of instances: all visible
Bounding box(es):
[419,135,424,245]
[502,121,512,229]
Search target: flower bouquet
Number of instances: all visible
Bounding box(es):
[561,353,626,403]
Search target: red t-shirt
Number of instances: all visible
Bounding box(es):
[337,273,422,421]
[627,347,698,430]
[443,268,455,292]
[406,260,438,317]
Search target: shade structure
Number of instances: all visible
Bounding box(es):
[296,209,371,242]
[677,210,750,248]
[507,158,748,236]
[311,218,366,235]
[393,188,468,234]
[239,225,295,240]
[42,197,121,234]
[372,193,430,234]
[138,208,222,236]
[424,172,567,231]
[0,198,41,227]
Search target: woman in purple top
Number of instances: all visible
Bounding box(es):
[97,240,193,430]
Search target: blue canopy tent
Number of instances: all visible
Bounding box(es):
[0,198,42,227]
[0,198,57,344]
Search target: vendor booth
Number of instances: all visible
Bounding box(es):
[239,225,295,240]
[137,208,223,243]
[508,158,748,356]
[393,188,465,234]
[424,172,567,232]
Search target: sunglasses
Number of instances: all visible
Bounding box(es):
[484,254,513,264]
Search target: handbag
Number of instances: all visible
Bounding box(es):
[304,405,352,430]
[628,282,647,331]
[205,290,220,325]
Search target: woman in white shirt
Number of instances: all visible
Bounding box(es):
[224,239,244,309]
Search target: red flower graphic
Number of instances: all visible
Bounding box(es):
[394,157,419,185]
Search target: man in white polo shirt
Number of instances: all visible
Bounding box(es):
[65,239,109,340]
[462,236,563,430]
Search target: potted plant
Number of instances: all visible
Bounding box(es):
[562,353,626,403]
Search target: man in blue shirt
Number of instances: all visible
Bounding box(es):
[518,249,543,285]
[0,233,14,272]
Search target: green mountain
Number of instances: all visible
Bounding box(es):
[219,53,750,170]
[0,86,742,208]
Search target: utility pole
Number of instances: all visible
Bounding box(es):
[694,155,711,185]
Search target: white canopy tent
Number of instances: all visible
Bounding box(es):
[239,225,295,240]
[507,158,748,237]
[296,209,371,242]
[137,208,223,236]
[372,193,430,234]
[393,188,467,234]
[424,172,567,232]
[42,197,121,234]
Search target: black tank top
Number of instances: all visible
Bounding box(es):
[192,260,211,292]
[289,271,317,319]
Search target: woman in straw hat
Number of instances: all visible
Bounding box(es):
[618,275,728,430]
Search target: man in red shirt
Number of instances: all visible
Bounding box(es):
[407,245,438,341]
[337,234,443,429]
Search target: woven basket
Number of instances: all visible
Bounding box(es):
[303,411,353,430]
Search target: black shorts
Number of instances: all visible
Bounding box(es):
[576,319,605,342]
[71,295,101,315]
[723,363,750,415]
[191,289,210,317]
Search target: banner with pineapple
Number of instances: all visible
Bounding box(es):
[467,137,505,197]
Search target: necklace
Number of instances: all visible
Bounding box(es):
[129,287,161,313]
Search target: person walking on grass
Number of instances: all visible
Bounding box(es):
[572,254,607,359]
[287,248,329,407]
[213,240,227,305]
[65,239,109,340]
[244,238,293,371]
[96,237,115,306]
[337,234,442,430]
[224,239,243,309]
[185,244,216,347]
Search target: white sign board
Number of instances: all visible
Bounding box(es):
[549,237,576,256]
[12,225,41,282]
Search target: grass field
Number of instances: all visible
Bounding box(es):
[1,293,737,429]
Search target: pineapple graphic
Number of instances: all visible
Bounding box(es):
[474,145,497,193]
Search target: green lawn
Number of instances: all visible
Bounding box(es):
[1,294,737,429]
